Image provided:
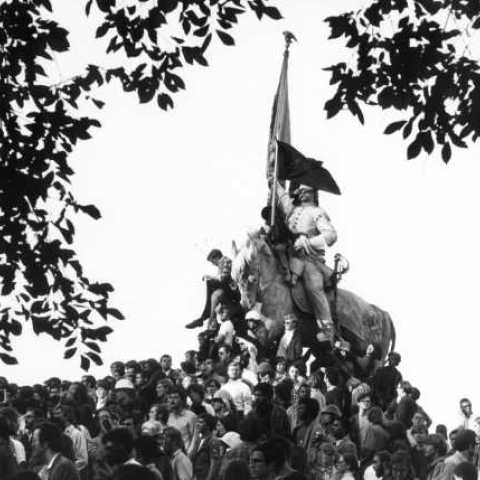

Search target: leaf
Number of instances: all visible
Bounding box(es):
[325,96,343,119]
[107,308,124,320]
[421,131,434,154]
[80,355,91,371]
[157,93,174,110]
[0,353,18,365]
[96,23,110,39]
[350,101,364,124]
[87,351,103,366]
[85,341,101,353]
[85,0,93,16]
[92,98,105,109]
[441,142,451,163]
[78,204,101,219]
[263,6,282,19]
[96,0,112,13]
[194,25,209,37]
[64,347,77,359]
[96,326,113,341]
[65,337,76,348]
[217,30,235,46]
[473,17,480,29]
[407,138,422,159]
[384,121,407,135]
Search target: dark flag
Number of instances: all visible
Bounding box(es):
[277,140,341,195]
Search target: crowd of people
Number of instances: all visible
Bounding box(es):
[0,343,479,480]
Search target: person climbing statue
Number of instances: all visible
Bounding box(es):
[185,248,240,330]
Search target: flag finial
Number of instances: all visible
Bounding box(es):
[283,31,297,51]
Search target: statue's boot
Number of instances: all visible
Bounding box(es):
[185,318,205,329]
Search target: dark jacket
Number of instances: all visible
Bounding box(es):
[284,331,303,363]
[48,454,79,480]
[192,435,217,480]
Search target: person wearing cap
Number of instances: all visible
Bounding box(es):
[273,179,337,343]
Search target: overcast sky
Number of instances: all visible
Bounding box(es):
[6,0,480,430]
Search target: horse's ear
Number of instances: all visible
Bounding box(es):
[231,240,239,257]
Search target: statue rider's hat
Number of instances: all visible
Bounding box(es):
[293,184,315,196]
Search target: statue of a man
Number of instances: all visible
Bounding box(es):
[273,181,337,342]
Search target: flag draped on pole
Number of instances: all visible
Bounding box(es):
[276,140,341,195]
[266,34,293,179]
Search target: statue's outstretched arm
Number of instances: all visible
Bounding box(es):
[274,180,293,217]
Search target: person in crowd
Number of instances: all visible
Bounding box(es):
[453,462,478,480]
[274,357,288,385]
[52,405,88,479]
[162,427,193,480]
[248,382,290,439]
[435,430,477,480]
[33,422,79,480]
[459,399,476,430]
[95,380,110,412]
[218,415,267,478]
[214,345,232,378]
[331,418,358,458]
[276,314,303,363]
[395,382,418,429]
[390,450,415,480]
[367,450,391,480]
[371,352,402,410]
[0,415,19,479]
[293,397,320,452]
[288,382,312,432]
[166,387,197,455]
[423,434,447,480]
[142,404,168,437]
[188,413,217,480]
[363,406,390,460]
[135,434,172,480]
[335,452,359,480]
[100,427,140,478]
[110,362,125,383]
[219,361,252,418]
[1,342,477,480]
[350,392,373,454]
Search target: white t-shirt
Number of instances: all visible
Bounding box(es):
[221,379,252,414]
[10,437,26,464]
[218,320,234,345]
[364,464,378,480]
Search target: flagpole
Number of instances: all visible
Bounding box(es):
[270,31,296,227]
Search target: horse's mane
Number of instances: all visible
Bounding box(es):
[231,228,268,281]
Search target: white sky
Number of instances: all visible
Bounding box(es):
[5,0,480,430]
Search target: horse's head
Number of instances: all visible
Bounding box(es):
[231,229,271,311]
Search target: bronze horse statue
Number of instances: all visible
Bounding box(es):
[232,230,396,365]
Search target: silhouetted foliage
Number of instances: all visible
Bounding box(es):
[0,0,280,369]
[324,0,480,163]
